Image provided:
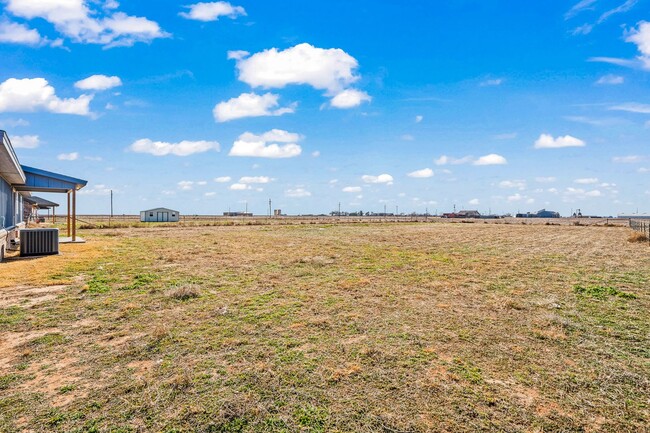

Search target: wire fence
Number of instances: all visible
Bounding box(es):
[629,219,650,243]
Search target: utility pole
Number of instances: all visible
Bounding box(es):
[384,204,387,215]
[269,199,272,218]
[338,202,341,217]
[109,189,113,227]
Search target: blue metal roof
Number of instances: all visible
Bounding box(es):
[16,165,88,192]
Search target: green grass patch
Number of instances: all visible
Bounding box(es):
[574,285,637,300]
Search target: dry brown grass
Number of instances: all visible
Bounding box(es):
[0,222,648,432]
[166,284,201,300]
[628,230,649,243]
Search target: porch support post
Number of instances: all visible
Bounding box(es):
[67,191,71,237]
[72,189,77,242]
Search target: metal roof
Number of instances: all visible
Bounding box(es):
[23,196,59,209]
[15,165,88,193]
[0,130,26,184]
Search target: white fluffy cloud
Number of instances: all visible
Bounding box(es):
[564,187,602,199]
[468,198,480,205]
[229,129,302,158]
[58,152,78,161]
[407,168,433,178]
[74,74,122,91]
[180,2,246,21]
[0,78,92,116]
[230,43,369,107]
[213,92,294,122]
[534,134,585,149]
[214,176,232,183]
[229,183,251,190]
[415,115,423,123]
[626,20,650,68]
[239,176,271,184]
[285,188,311,198]
[0,20,42,45]
[474,154,508,166]
[10,134,40,149]
[499,180,526,189]
[233,43,359,92]
[434,155,474,165]
[330,89,371,108]
[177,180,194,190]
[129,138,220,156]
[362,174,393,184]
[4,0,169,48]
[342,186,362,193]
[574,177,599,184]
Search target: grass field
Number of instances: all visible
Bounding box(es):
[0,222,648,432]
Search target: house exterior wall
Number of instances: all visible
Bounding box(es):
[0,176,12,228]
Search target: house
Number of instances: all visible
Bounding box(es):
[140,207,180,222]
[1,130,87,260]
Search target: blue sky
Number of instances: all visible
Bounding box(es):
[0,0,649,216]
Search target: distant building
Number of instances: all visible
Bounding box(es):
[140,207,179,222]
[516,209,560,218]
[619,213,650,219]
[223,211,253,216]
[274,209,282,216]
[443,210,481,218]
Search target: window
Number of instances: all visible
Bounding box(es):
[172,213,176,216]
[149,213,153,217]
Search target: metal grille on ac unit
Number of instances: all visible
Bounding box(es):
[20,229,59,257]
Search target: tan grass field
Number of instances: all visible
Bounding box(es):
[0,222,648,432]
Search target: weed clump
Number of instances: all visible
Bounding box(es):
[167,285,201,300]
[628,231,649,243]
[574,285,637,300]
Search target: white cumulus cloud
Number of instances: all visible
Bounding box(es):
[0,20,43,45]
[330,89,371,108]
[75,74,122,91]
[534,133,585,149]
[499,180,526,189]
[4,0,169,48]
[342,186,362,193]
[229,129,302,158]
[129,138,219,156]
[0,78,92,116]
[285,188,311,198]
[434,155,474,165]
[362,174,393,184]
[574,177,599,184]
[474,154,507,166]
[230,43,369,107]
[407,168,433,178]
[213,92,294,122]
[58,152,78,161]
[214,176,232,183]
[239,176,271,184]
[229,183,251,190]
[180,2,246,21]
[10,134,40,149]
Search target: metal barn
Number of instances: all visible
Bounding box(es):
[140,207,180,222]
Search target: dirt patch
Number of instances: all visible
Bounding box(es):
[0,285,68,308]
[0,328,61,369]
[19,356,87,407]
